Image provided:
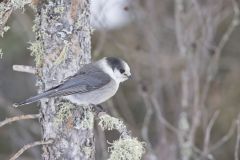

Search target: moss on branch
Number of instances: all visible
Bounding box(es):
[99,114,126,132]
[28,41,44,67]
[108,137,145,160]
[98,113,145,159]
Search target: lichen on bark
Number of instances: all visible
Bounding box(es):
[32,0,94,159]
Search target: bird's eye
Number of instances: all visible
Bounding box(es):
[119,69,125,74]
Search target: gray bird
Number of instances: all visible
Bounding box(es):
[14,57,131,107]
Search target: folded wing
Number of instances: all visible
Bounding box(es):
[13,65,111,107]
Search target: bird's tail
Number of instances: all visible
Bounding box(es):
[13,90,55,107]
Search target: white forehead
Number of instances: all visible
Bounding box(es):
[122,60,130,72]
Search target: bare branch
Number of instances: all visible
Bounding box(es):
[235,115,240,160]
[0,114,40,128]
[12,65,37,74]
[151,96,180,135]
[208,0,240,81]
[9,139,54,160]
[216,0,240,53]
[202,110,220,158]
[141,95,153,148]
[209,120,236,152]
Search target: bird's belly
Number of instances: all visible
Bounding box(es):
[64,80,118,105]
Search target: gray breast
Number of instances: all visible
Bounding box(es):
[64,79,119,105]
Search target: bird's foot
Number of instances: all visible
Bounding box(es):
[91,104,106,114]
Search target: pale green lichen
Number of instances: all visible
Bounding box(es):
[0,3,6,12]
[83,146,93,159]
[0,49,4,59]
[99,114,126,131]
[74,9,89,30]
[178,112,192,160]
[180,141,192,160]
[90,26,95,34]
[30,17,44,67]
[54,6,65,14]
[10,0,31,10]
[75,20,82,30]
[32,15,39,36]
[32,24,37,33]
[54,41,69,65]
[54,102,74,125]
[28,41,44,67]
[99,114,145,159]
[32,9,50,40]
[3,26,10,32]
[32,21,39,33]
[108,137,145,160]
[178,112,190,131]
[1,26,10,37]
[0,0,30,17]
[78,110,94,130]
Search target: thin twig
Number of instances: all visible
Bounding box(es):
[208,0,240,80]
[209,120,236,152]
[151,96,180,135]
[200,0,240,131]
[13,65,36,74]
[0,114,40,128]
[9,139,54,160]
[141,93,153,149]
[235,115,240,160]
[174,0,186,57]
[202,110,220,158]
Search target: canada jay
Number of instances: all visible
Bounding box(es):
[14,57,131,107]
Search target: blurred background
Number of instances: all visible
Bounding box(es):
[1,0,240,159]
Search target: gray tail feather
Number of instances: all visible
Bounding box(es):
[13,90,54,107]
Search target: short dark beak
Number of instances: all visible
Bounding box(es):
[128,75,132,79]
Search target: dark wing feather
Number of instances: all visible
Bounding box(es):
[13,64,111,107]
[48,70,111,97]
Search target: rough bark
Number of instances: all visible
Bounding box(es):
[32,0,94,159]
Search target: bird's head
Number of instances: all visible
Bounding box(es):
[99,57,132,83]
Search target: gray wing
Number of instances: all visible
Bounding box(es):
[14,64,111,107]
[45,64,111,96]
[50,68,111,96]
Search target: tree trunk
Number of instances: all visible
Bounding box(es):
[32,0,94,159]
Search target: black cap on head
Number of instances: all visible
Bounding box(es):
[105,57,124,71]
